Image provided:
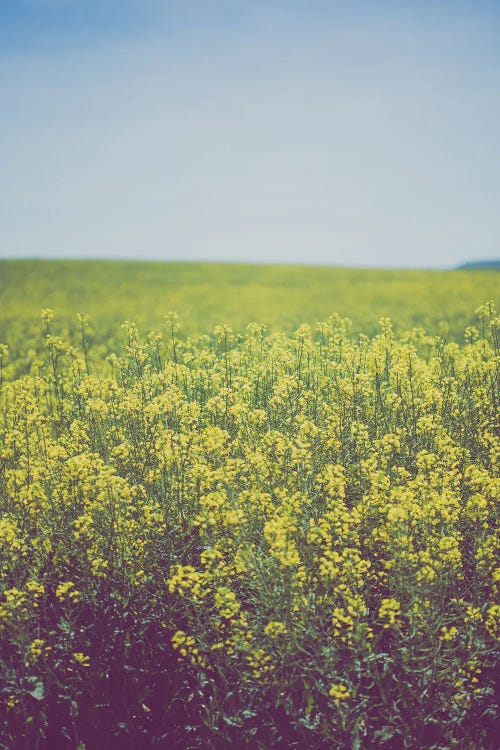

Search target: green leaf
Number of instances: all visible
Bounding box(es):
[28,682,45,701]
[374,726,396,742]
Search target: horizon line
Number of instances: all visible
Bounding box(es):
[1,256,499,272]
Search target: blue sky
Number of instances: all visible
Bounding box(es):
[1,1,499,267]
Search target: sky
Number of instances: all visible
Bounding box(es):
[1,1,499,268]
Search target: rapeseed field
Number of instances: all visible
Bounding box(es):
[0,262,498,749]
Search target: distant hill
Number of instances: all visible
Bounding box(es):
[457,259,500,270]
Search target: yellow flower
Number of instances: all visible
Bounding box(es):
[264,621,287,637]
[72,652,90,667]
[28,638,45,661]
[378,598,401,628]
[55,581,80,604]
[440,626,458,642]
[329,684,350,703]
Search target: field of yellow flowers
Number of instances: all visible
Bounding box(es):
[2,260,500,349]
[0,274,499,748]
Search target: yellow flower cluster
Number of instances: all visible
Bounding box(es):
[55,581,80,604]
[329,683,350,703]
[378,598,402,629]
[264,621,287,638]
[72,652,90,668]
